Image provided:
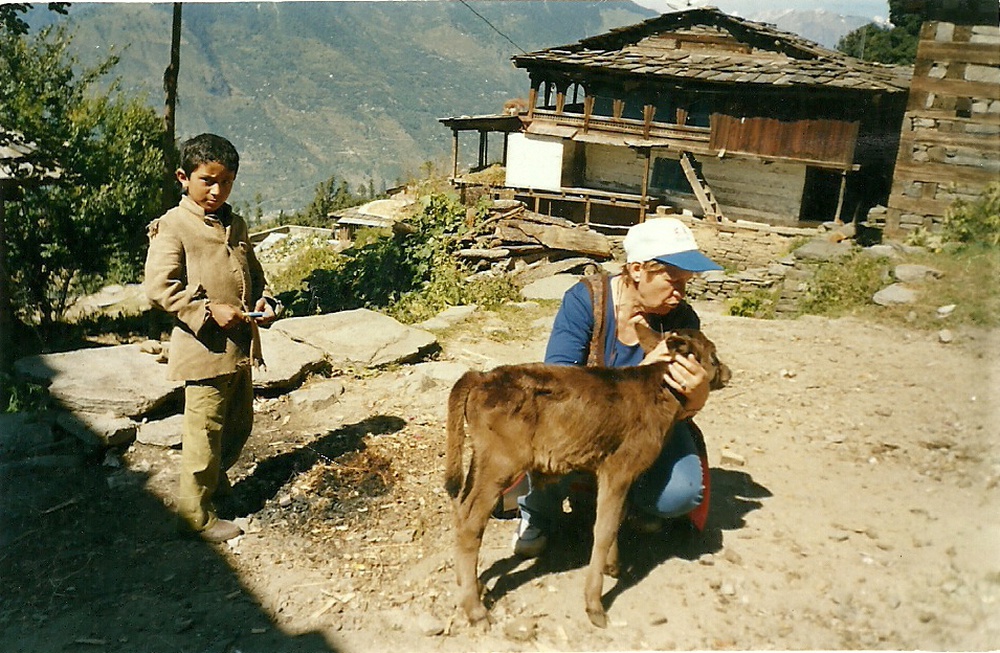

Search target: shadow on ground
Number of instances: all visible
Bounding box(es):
[0,361,379,652]
[478,467,771,615]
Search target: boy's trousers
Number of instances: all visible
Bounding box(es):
[177,367,254,531]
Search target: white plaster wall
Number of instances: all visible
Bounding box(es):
[505,133,565,191]
[582,143,646,192]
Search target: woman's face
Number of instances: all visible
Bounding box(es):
[630,262,694,315]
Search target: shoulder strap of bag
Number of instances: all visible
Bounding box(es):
[583,272,610,368]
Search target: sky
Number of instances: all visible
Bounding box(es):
[634,0,890,21]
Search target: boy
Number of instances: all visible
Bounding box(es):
[144,133,277,542]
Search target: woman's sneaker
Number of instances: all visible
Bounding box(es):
[512,520,548,558]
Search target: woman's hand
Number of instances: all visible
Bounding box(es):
[664,353,710,418]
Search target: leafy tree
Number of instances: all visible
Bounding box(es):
[287,173,371,227]
[837,0,997,65]
[0,3,68,37]
[836,0,921,64]
[1,25,164,335]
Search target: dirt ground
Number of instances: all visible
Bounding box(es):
[2,300,998,652]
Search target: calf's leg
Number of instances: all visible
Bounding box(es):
[453,454,518,626]
[584,475,630,628]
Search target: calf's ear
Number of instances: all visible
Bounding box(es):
[635,322,665,354]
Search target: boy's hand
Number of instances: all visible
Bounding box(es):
[208,303,245,330]
[250,298,278,326]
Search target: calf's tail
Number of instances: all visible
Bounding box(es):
[444,371,477,499]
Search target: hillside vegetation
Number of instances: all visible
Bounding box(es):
[35,1,653,214]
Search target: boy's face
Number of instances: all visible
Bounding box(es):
[176,161,236,214]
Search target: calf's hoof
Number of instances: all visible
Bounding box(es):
[587,607,608,628]
[462,600,491,629]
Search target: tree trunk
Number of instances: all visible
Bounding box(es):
[161,2,182,215]
[0,182,12,406]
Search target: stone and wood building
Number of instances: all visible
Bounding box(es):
[442,7,911,232]
[885,17,1000,236]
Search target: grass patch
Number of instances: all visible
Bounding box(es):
[798,245,999,330]
[727,288,778,319]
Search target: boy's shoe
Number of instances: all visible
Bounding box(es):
[512,521,548,558]
[197,519,243,543]
[626,510,665,534]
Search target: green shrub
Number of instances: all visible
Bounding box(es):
[942,182,1000,248]
[727,289,777,319]
[799,251,891,317]
[276,193,519,319]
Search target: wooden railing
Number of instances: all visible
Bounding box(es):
[530,109,712,148]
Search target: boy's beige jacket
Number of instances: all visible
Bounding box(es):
[144,196,267,382]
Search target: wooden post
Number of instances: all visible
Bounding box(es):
[613,99,624,120]
[643,105,655,139]
[555,91,565,115]
[161,2,182,215]
[528,87,537,120]
[584,195,591,226]
[451,130,459,178]
[834,170,847,224]
[502,133,509,166]
[640,147,651,223]
[583,95,594,133]
[478,131,487,169]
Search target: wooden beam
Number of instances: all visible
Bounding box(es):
[528,87,537,120]
[910,76,1000,101]
[918,41,1000,66]
[451,130,459,178]
[640,147,651,223]
[893,160,999,185]
[583,95,594,133]
[555,91,565,115]
[834,171,847,225]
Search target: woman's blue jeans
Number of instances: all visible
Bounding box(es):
[517,421,704,531]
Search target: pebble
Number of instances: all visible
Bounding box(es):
[938,329,954,344]
[416,613,445,637]
[720,448,746,466]
[936,304,956,318]
[503,617,537,641]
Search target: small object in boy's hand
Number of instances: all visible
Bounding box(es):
[246,312,265,318]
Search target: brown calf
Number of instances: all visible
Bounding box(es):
[444,326,728,628]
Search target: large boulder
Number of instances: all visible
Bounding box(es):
[521,274,580,301]
[14,344,183,418]
[0,413,56,461]
[255,327,328,392]
[273,309,439,368]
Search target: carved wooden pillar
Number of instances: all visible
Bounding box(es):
[643,104,655,139]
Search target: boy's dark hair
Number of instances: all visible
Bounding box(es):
[179,133,240,176]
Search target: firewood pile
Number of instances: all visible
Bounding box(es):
[457,200,613,285]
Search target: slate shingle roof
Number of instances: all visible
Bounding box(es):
[513,8,910,93]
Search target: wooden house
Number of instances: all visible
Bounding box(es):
[885,17,1000,236]
[442,7,911,231]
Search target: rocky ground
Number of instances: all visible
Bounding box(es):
[2,299,998,652]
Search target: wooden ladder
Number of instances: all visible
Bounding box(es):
[679,152,724,222]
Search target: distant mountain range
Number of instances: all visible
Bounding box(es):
[751,9,875,48]
[33,2,876,215]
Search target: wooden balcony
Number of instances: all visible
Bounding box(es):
[528,108,713,153]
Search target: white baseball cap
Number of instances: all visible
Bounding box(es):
[623,218,722,272]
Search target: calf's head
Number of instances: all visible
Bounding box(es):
[636,325,731,390]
